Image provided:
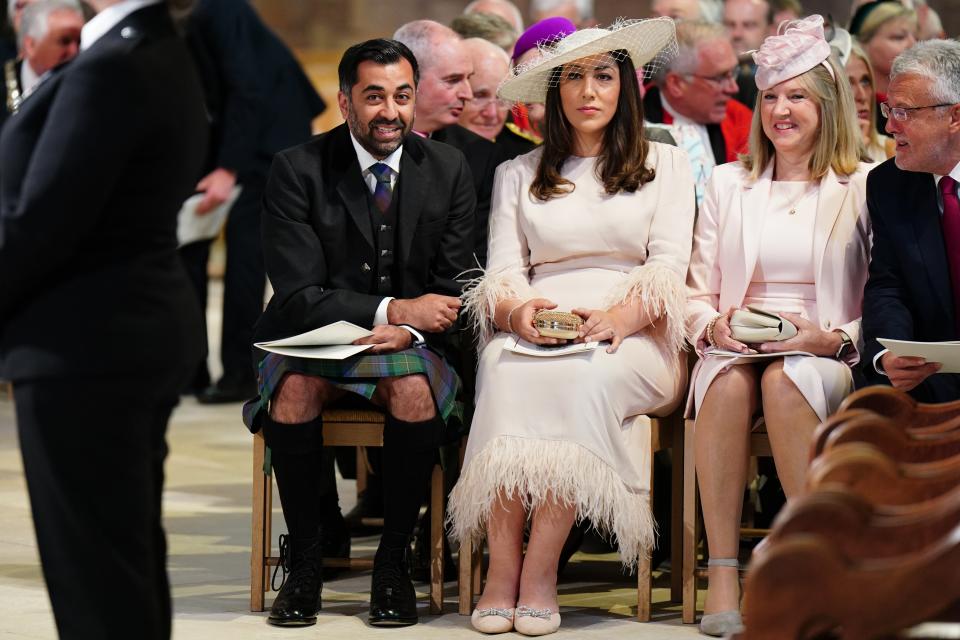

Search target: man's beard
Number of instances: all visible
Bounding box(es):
[347,104,410,159]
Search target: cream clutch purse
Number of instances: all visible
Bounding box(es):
[533,310,583,340]
[729,306,798,343]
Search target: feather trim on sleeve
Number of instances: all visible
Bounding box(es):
[460,264,536,349]
[603,262,688,355]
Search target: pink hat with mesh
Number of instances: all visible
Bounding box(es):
[752,14,835,91]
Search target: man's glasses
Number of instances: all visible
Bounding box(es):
[687,69,738,88]
[880,101,956,121]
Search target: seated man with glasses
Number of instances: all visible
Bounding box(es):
[643,20,752,206]
[862,39,960,402]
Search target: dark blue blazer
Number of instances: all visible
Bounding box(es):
[186,0,326,178]
[0,4,208,380]
[861,157,960,402]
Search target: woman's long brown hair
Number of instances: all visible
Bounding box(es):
[530,50,656,201]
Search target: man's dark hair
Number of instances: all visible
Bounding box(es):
[338,38,419,94]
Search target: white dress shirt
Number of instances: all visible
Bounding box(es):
[80,0,163,51]
[873,160,960,374]
[20,61,41,96]
[347,133,423,343]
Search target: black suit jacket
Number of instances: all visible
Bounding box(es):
[0,4,209,380]
[186,0,325,177]
[432,124,498,266]
[253,124,475,354]
[861,158,960,402]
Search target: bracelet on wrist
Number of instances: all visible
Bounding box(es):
[705,314,721,346]
[505,302,524,334]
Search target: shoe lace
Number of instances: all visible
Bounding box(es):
[271,534,290,592]
[272,534,321,594]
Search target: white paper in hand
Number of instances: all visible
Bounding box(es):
[877,338,960,374]
[177,185,243,247]
[503,336,602,357]
[254,321,375,360]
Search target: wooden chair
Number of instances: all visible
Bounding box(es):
[734,428,960,640]
[838,385,960,428]
[250,408,449,614]
[681,416,773,624]
[455,409,686,622]
[807,441,960,506]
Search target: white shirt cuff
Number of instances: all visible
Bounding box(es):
[374,297,393,326]
[399,325,425,345]
[873,349,889,376]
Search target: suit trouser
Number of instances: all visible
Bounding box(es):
[13,372,184,640]
[181,172,266,385]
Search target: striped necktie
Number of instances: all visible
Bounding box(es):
[369,163,393,214]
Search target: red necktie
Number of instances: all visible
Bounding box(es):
[939,176,960,334]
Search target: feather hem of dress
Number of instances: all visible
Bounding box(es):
[447,435,656,569]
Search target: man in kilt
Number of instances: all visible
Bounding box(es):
[241,38,475,628]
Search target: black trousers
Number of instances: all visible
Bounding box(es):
[180,173,266,385]
[13,372,185,640]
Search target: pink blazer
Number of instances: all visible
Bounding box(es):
[686,160,873,364]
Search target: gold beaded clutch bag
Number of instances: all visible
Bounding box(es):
[533,310,583,340]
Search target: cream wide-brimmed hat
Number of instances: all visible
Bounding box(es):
[497,17,678,104]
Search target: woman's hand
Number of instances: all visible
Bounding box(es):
[572,308,630,353]
[758,313,841,357]
[512,298,569,345]
[709,308,754,354]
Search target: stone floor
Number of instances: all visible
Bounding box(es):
[0,280,705,639]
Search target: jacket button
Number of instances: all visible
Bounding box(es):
[361,263,371,272]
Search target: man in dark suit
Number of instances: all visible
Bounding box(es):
[862,39,960,402]
[182,0,326,403]
[0,1,208,637]
[1,0,82,129]
[242,38,474,628]
[394,19,500,266]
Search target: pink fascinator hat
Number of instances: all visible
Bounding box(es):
[752,15,835,91]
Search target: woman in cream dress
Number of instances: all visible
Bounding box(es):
[685,16,872,637]
[448,19,693,636]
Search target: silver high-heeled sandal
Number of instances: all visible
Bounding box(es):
[470,606,515,634]
[699,558,744,637]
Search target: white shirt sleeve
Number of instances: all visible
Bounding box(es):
[374,297,393,326]
[873,349,889,376]
[373,298,425,345]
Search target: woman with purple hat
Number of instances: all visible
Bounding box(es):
[504,17,577,144]
[449,17,690,636]
[685,15,871,636]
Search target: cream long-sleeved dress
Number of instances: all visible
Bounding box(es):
[448,143,695,566]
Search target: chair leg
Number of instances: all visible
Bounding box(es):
[682,419,698,624]
[430,464,444,614]
[458,537,474,615]
[670,412,684,602]
[250,432,270,612]
[637,456,654,622]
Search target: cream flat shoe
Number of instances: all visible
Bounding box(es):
[514,605,560,636]
[470,606,514,634]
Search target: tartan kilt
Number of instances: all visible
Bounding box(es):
[241,346,463,435]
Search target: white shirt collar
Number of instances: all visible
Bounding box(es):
[933,161,960,188]
[20,60,41,95]
[349,130,403,176]
[80,0,162,51]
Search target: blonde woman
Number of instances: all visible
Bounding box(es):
[846,41,896,161]
[686,16,872,637]
[849,0,917,131]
